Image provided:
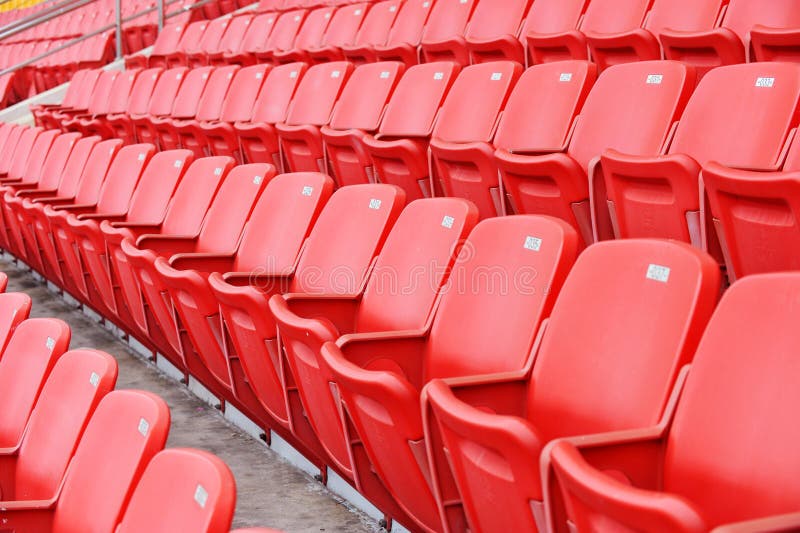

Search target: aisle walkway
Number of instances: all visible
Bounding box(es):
[0,256,378,532]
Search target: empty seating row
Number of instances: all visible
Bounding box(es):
[129,0,800,72]
[0,297,280,532]
[32,58,800,283]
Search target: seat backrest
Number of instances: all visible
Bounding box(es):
[170,66,214,119]
[54,136,100,198]
[196,163,275,253]
[51,390,170,533]
[721,0,800,44]
[528,239,719,441]
[523,0,588,37]
[494,61,596,153]
[71,69,102,110]
[644,0,725,37]
[284,61,354,126]
[384,0,433,47]
[579,0,649,35]
[217,14,252,53]
[0,125,26,175]
[151,21,186,55]
[35,132,81,192]
[197,16,231,53]
[664,273,800,527]
[424,215,579,380]
[668,62,800,170]
[0,318,71,448]
[378,61,460,138]
[421,0,478,43]
[177,20,209,53]
[466,0,531,41]
[289,183,406,294]
[291,6,335,50]
[328,61,403,132]
[0,292,31,357]
[20,129,59,185]
[432,61,522,144]
[567,60,693,172]
[146,67,188,117]
[127,67,163,115]
[14,350,117,501]
[60,69,88,108]
[220,65,270,123]
[86,70,119,115]
[240,13,278,52]
[355,198,478,332]
[265,9,307,52]
[124,150,193,225]
[251,62,307,123]
[160,156,235,236]
[94,144,155,215]
[107,69,141,115]
[233,172,334,272]
[73,139,123,205]
[319,3,369,47]
[115,449,235,533]
[353,0,401,47]
[195,65,239,122]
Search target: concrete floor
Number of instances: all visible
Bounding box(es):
[1,256,379,532]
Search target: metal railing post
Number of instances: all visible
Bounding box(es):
[157,0,164,32]
[114,0,122,59]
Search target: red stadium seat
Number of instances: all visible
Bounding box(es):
[550,273,800,533]
[603,62,800,252]
[319,215,579,531]
[254,9,308,63]
[272,6,336,64]
[523,0,589,65]
[224,13,280,66]
[106,67,163,145]
[208,14,254,66]
[362,61,460,201]
[341,0,402,65]
[0,292,32,357]
[116,449,235,533]
[275,61,354,172]
[321,61,404,186]
[77,69,142,139]
[373,0,434,66]
[130,67,188,147]
[306,3,370,63]
[425,239,720,533]
[466,0,532,64]
[235,62,307,166]
[0,350,117,503]
[420,0,478,65]
[149,66,214,151]
[500,60,694,245]
[59,70,120,132]
[0,390,170,533]
[430,61,522,219]
[141,21,188,68]
[187,18,231,68]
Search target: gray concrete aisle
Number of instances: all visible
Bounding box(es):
[0,256,378,532]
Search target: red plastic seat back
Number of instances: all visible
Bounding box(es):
[151,21,186,55]
[378,61,460,138]
[664,273,800,527]
[466,0,531,42]
[265,9,307,52]
[71,70,102,110]
[528,240,719,441]
[580,0,649,35]
[72,139,123,205]
[251,62,307,124]
[319,3,369,48]
[196,163,275,253]
[290,183,406,294]
[722,0,800,45]
[421,0,477,44]
[240,13,278,52]
[645,0,725,37]
[59,69,89,108]
[198,17,231,54]
[170,66,213,119]
[328,62,403,132]
[291,6,335,50]
[51,390,170,533]
[384,0,432,47]
[424,215,580,380]
[669,62,800,169]
[146,67,188,117]
[433,61,522,144]
[160,157,236,236]
[127,67,163,115]
[107,69,141,115]
[0,292,31,357]
[568,60,693,172]
[356,197,479,332]
[36,132,81,192]
[116,449,235,533]
[0,126,29,176]
[220,65,270,123]
[54,136,101,198]
[86,70,120,115]
[353,0,401,47]
[195,65,240,122]
[233,172,335,272]
[284,61,354,126]
[21,129,59,185]
[124,150,193,224]
[176,20,208,53]
[14,350,117,501]
[494,61,596,153]
[0,318,71,448]
[93,144,155,215]
[217,14,252,53]
[523,0,589,63]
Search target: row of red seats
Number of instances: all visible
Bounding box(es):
[0,286,278,532]
[128,0,800,73]
[0,117,798,531]
[36,59,800,283]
